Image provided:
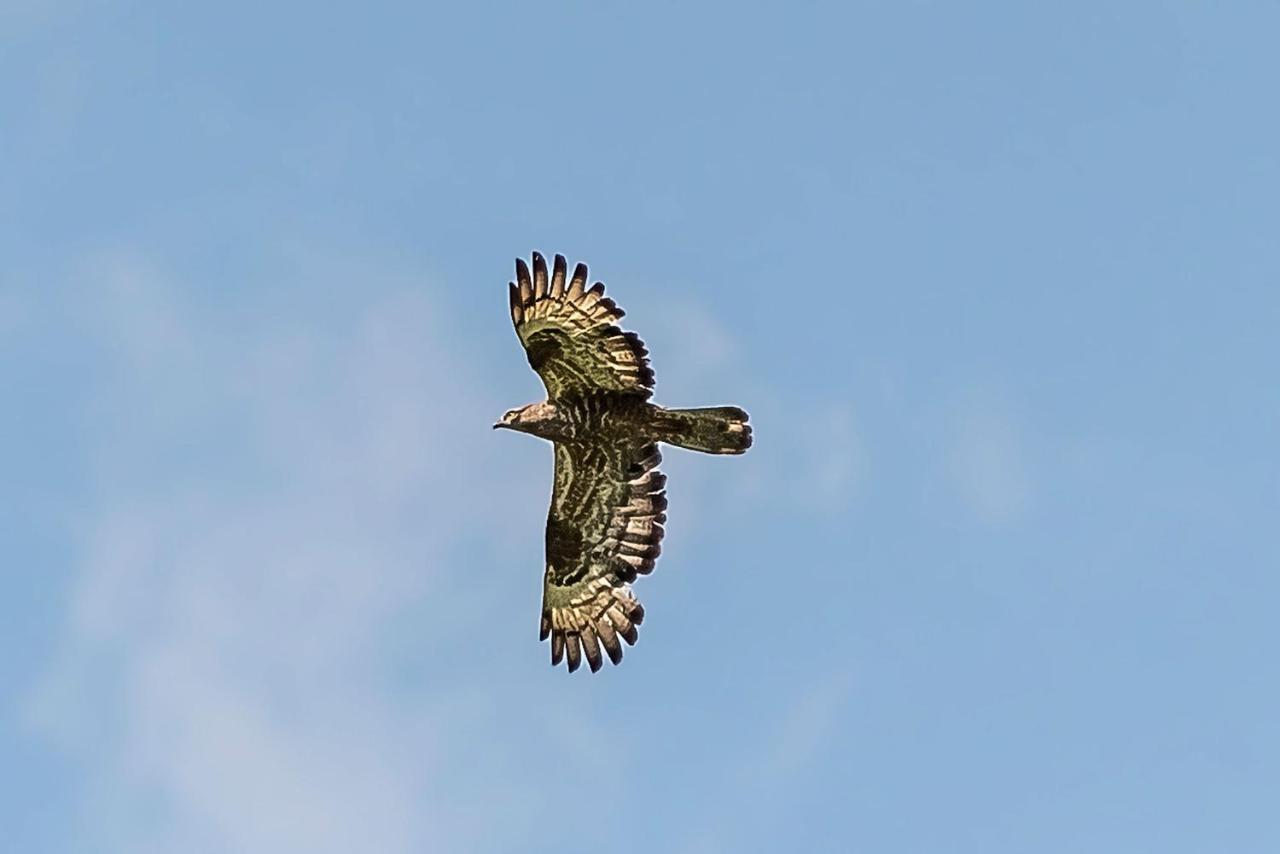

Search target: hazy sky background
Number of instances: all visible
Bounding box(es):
[3,2,1278,852]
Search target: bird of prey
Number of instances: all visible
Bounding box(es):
[496,252,752,673]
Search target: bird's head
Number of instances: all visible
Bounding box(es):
[493,401,556,433]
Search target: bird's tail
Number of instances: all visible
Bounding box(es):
[651,406,752,455]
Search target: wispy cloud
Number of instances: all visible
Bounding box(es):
[645,300,867,517]
[26,257,855,853]
[795,400,866,507]
[25,252,542,853]
[678,670,852,854]
[759,671,851,776]
[948,388,1033,525]
[0,287,31,337]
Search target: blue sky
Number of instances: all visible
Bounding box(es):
[3,2,1278,852]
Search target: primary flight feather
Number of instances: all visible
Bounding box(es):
[496,252,752,673]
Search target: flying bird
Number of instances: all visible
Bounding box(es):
[496,252,752,673]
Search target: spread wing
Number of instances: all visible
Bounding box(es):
[508,252,655,400]
[540,441,667,672]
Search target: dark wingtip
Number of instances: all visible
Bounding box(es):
[550,254,568,298]
[582,632,603,673]
[565,633,582,672]
[508,281,525,321]
[531,252,548,296]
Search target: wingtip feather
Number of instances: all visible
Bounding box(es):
[550,254,567,299]
[515,258,533,306]
[597,621,623,665]
[565,633,582,672]
[508,282,524,325]
[567,263,588,299]
[581,629,603,672]
[532,252,548,298]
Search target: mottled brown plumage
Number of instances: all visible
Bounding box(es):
[496,252,752,673]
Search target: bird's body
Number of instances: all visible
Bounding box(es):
[507,391,653,445]
[496,252,751,673]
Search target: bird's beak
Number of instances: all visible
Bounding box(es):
[492,422,503,430]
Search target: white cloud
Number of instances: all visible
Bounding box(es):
[761,671,850,776]
[949,389,1033,525]
[27,262,854,853]
[676,670,851,854]
[796,400,866,507]
[25,254,546,853]
[0,285,32,336]
[649,299,738,389]
[642,299,866,519]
